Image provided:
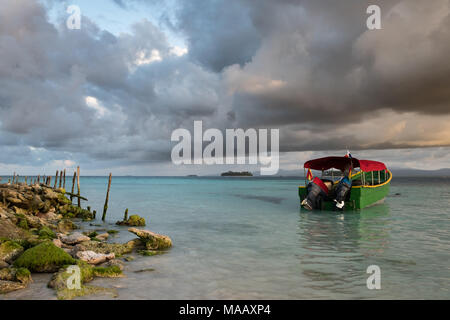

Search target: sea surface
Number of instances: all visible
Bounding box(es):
[1,176,449,299]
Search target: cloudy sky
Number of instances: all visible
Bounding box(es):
[0,0,449,176]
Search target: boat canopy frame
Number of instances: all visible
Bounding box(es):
[304,156,386,173]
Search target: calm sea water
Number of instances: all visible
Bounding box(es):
[2,176,449,299]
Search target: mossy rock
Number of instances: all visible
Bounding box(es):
[58,219,78,233]
[57,194,71,205]
[38,226,56,240]
[92,265,122,278]
[14,242,76,272]
[0,267,32,284]
[138,250,166,257]
[0,240,24,264]
[87,231,98,238]
[17,217,29,230]
[61,205,93,220]
[48,260,119,300]
[74,241,134,257]
[15,267,32,284]
[116,215,146,227]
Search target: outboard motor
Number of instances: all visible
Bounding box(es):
[334,176,352,210]
[302,177,329,210]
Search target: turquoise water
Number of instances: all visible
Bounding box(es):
[2,176,450,299]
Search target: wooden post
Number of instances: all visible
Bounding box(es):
[54,171,58,189]
[93,210,96,219]
[102,173,112,221]
[37,175,40,184]
[25,176,28,184]
[71,172,76,202]
[77,166,81,208]
[48,176,51,186]
[59,170,62,189]
[63,169,66,189]
[123,208,129,221]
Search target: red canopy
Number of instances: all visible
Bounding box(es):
[304,156,386,172]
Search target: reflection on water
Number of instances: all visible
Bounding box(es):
[297,204,392,298]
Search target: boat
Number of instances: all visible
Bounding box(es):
[298,155,392,210]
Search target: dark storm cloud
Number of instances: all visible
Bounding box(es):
[173,0,262,72]
[1,0,450,172]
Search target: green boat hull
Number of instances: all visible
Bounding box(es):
[299,171,391,210]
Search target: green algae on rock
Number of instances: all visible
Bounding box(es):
[48,260,120,300]
[116,214,146,227]
[14,241,75,272]
[57,219,78,233]
[0,240,24,264]
[38,226,56,240]
[138,250,167,257]
[128,227,172,250]
[74,240,137,257]
[0,280,26,294]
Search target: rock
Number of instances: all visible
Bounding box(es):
[52,239,63,248]
[128,228,172,250]
[13,242,76,273]
[38,226,56,240]
[101,259,124,271]
[58,219,78,233]
[48,261,119,300]
[0,218,29,239]
[0,268,15,281]
[138,250,166,256]
[125,238,145,249]
[0,267,32,284]
[43,188,59,200]
[0,260,9,268]
[73,240,136,257]
[60,232,90,245]
[116,215,146,227]
[96,233,109,241]
[0,240,24,264]
[0,280,26,294]
[76,251,115,265]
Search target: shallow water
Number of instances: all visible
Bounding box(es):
[2,176,449,299]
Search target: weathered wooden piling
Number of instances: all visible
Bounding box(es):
[71,172,76,202]
[37,175,40,184]
[123,208,129,221]
[63,169,66,189]
[54,171,58,189]
[59,170,62,189]
[93,210,97,219]
[77,166,81,208]
[102,173,112,221]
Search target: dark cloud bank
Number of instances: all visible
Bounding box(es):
[0,0,449,173]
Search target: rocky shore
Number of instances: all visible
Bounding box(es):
[0,182,172,299]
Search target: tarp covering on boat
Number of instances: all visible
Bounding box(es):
[304,156,387,172]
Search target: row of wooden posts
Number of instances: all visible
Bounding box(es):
[8,168,113,222]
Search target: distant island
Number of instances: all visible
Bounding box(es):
[221,171,253,177]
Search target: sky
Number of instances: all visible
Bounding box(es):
[0,0,449,176]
